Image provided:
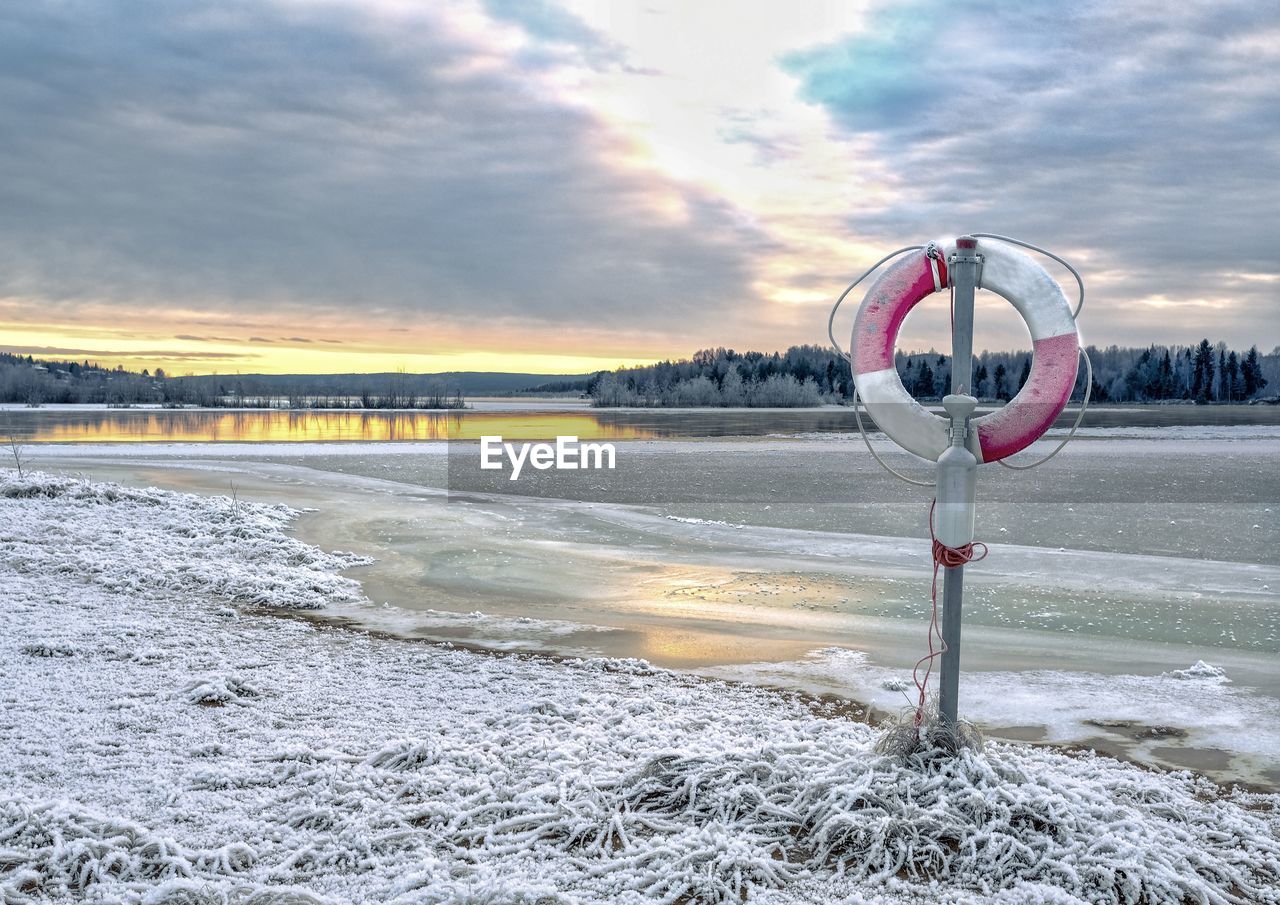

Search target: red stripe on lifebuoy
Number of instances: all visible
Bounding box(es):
[851,252,939,375]
[976,332,1079,461]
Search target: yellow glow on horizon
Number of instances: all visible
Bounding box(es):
[757,283,835,306]
[0,323,659,376]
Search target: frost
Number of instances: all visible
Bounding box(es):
[190,743,227,759]
[19,642,75,658]
[1166,660,1229,681]
[569,656,656,675]
[2,470,1278,904]
[136,881,329,904]
[362,739,436,771]
[665,515,745,529]
[0,470,370,611]
[391,869,569,904]
[140,881,227,905]
[182,675,260,707]
[0,798,255,900]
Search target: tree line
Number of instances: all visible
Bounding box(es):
[589,341,1275,407]
[0,355,178,406]
[0,354,463,408]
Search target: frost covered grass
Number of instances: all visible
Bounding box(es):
[2,471,1278,904]
[0,471,369,610]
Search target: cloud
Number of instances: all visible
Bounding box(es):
[0,345,251,361]
[0,0,767,336]
[718,110,803,167]
[783,0,1280,347]
[4,0,1273,360]
[483,0,624,70]
[177,332,338,345]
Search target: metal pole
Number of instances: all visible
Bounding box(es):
[939,236,980,727]
[949,237,978,396]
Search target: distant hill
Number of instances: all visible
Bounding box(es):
[0,352,591,406]
[175,371,593,397]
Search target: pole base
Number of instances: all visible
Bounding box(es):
[874,700,985,759]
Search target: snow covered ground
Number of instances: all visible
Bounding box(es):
[2,470,1279,904]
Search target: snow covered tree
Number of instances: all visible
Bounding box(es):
[1156,350,1175,399]
[1192,339,1215,403]
[1242,346,1267,398]
[720,366,746,406]
[934,355,949,396]
[1225,351,1240,401]
[993,363,1009,401]
[974,363,989,399]
[915,361,935,398]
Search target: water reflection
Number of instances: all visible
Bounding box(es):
[9,410,660,443]
[7,404,1280,444]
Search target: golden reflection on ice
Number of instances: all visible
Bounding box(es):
[630,625,814,668]
[17,411,659,443]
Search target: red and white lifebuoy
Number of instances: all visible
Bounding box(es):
[850,237,1080,463]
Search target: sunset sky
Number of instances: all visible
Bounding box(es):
[2,0,1277,375]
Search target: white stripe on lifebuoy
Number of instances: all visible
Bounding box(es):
[850,237,1079,463]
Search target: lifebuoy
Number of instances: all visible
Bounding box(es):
[850,237,1079,463]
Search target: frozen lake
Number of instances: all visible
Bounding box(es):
[22,417,1280,789]
[6,399,1280,442]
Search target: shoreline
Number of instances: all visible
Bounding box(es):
[277,603,1280,796]
[21,450,1280,792]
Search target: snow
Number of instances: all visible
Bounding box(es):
[1166,660,1230,681]
[2,470,1279,904]
[0,471,369,610]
